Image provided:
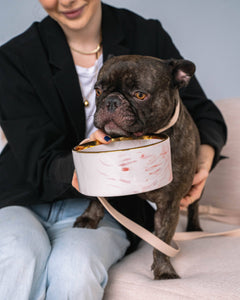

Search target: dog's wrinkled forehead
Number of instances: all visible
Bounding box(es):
[97,55,171,91]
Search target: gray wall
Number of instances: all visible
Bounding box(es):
[0,0,239,101]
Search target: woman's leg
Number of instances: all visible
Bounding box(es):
[0,206,51,300]
[42,198,130,300]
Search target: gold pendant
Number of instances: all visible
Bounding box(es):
[84,99,89,107]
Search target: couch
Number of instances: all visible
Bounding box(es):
[1,99,239,299]
[103,98,240,300]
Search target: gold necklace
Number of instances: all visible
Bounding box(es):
[71,39,102,107]
[70,43,101,56]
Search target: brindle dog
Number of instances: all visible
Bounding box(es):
[74,55,202,279]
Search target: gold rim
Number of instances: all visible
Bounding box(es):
[73,134,168,154]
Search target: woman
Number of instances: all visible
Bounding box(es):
[0,1,226,299]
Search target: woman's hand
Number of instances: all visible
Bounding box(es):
[72,171,80,191]
[71,130,111,191]
[180,144,215,209]
[80,129,111,145]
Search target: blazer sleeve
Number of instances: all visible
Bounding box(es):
[154,20,227,168]
[0,48,77,202]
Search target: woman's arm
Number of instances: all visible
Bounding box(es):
[0,48,76,202]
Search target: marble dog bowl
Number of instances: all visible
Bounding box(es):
[72,135,172,197]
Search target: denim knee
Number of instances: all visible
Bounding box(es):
[46,230,109,300]
[0,206,51,300]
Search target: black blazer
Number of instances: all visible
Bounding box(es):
[0,3,226,249]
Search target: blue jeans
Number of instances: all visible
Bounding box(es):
[0,198,130,300]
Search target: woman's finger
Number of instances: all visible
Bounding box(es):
[192,168,209,185]
[89,129,111,144]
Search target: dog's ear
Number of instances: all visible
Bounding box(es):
[167,59,196,88]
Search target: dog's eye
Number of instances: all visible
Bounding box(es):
[134,91,147,100]
[95,88,103,97]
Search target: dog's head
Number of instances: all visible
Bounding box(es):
[94,55,195,137]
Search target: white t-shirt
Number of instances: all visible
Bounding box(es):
[75,54,103,138]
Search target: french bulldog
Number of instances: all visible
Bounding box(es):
[74,55,202,280]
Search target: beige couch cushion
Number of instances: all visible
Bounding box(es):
[201,98,240,210]
[103,98,240,300]
[104,217,240,299]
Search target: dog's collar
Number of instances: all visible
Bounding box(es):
[154,98,180,134]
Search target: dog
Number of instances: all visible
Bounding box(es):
[74,55,202,280]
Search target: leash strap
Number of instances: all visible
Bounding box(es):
[98,196,179,257]
[154,98,180,134]
[97,196,240,258]
[198,205,240,226]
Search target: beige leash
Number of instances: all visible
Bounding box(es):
[198,205,240,226]
[98,196,240,258]
[154,99,180,134]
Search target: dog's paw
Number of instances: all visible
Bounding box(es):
[151,263,180,280]
[73,216,99,229]
[154,271,180,280]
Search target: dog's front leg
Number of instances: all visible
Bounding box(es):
[152,197,180,280]
[73,199,104,229]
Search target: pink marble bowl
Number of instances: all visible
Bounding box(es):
[72,135,172,197]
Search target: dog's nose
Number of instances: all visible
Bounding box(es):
[105,96,121,112]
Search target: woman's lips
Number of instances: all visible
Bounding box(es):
[62,6,85,19]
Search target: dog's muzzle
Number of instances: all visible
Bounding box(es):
[105,96,121,112]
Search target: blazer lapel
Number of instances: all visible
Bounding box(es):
[102,3,130,61]
[37,5,131,142]
[39,17,86,142]
[52,62,86,143]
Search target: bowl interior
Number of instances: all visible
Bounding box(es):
[73,135,167,153]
